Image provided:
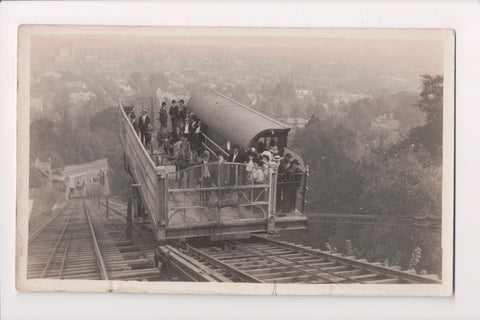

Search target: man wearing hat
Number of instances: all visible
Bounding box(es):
[278,153,293,174]
[229,145,247,163]
[196,151,213,202]
[159,101,168,133]
[284,158,303,212]
[169,99,179,129]
[138,109,152,146]
[287,159,302,176]
[228,145,247,185]
[178,99,187,129]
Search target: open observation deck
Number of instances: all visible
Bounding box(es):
[118,96,308,241]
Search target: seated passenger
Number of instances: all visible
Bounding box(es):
[156,128,170,148]
[170,126,182,144]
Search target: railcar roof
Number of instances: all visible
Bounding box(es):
[187,92,290,149]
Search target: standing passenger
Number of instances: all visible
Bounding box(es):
[178,99,187,129]
[130,112,139,135]
[217,153,230,187]
[191,121,205,157]
[175,135,192,188]
[138,110,151,146]
[145,123,153,150]
[284,159,302,212]
[245,151,255,184]
[229,145,247,185]
[159,101,168,133]
[169,100,179,129]
[252,160,265,184]
[197,151,213,202]
[278,153,292,174]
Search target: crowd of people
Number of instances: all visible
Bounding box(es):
[125,98,304,212]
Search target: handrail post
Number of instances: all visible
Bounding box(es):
[217,162,221,223]
[126,196,132,240]
[105,195,109,220]
[157,171,167,241]
[300,165,309,214]
[48,157,52,190]
[267,165,278,233]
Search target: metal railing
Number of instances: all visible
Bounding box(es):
[119,103,163,227]
[165,162,270,227]
[276,172,307,214]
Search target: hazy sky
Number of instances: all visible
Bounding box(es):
[31,31,445,92]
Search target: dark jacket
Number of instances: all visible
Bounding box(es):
[169,105,179,118]
[138,115,151,133]
[159,108,168,124]
[178,106,187,121]
[229,150,248,163]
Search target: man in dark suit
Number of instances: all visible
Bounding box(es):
[177,99,187,129]
[228,145,248,185]
[159,101,168,133]
[229,145,247,163]
[138,109,151,146]
[169,100,179,129]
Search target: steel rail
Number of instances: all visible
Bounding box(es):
[58,211,78,279]
[185,244,263,283]
[29,202,72,242]
[161,245,229,282]
[308,216,441,230]
[40,214,74,278]
[226,240,365,284]
[97,201,152,239]
[253,235,441,284]
[82,201,109,281]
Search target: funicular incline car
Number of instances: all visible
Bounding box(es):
[119,92,308,242]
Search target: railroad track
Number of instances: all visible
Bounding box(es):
[27,199,161,281]
[159,235,441,284]
[101,199,442,284]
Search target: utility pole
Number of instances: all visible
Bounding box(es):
[48,157,52,190]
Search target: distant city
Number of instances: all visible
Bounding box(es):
[30,35,443,132]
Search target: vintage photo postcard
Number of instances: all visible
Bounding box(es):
[16,25,454,296]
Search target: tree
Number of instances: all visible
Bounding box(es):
[393,75,443,162]
[274,80,296,101]
[30,119,59,159]
[292,116,363,213]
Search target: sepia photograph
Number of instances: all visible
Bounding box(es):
[16,25,454,296]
